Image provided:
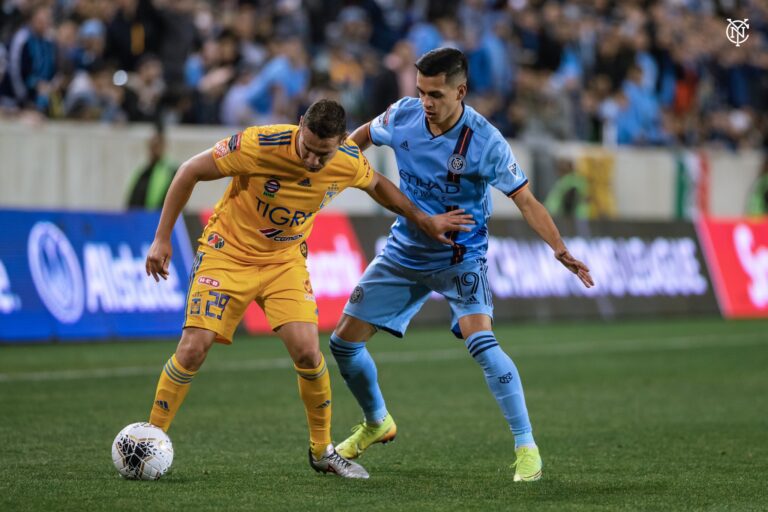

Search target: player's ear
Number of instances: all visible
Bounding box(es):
[457,83,467,101]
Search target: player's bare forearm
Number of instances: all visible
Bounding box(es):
[364,173,474,245]
[513,187,594,287]
[350,122,372,151]
[365,172,425,223]
[155,151,222,239]
[146,151,223,281]
[514,189,566,253]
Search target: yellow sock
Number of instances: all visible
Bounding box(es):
[295,354,332,458]
[149,354,197,432]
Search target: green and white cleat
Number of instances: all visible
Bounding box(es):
[512,446,542,482]
[336,413,397,460]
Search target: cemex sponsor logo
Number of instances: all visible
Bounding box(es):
[258,228,303,242]
[697,218,768,317]
[27,221,185,322]
[0,260,22,314]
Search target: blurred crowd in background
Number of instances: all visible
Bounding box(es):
[1,0,767,149]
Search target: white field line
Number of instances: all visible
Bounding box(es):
[0,332,765,383]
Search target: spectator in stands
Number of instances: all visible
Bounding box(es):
[123,53,165,122]
[243,34,309,124]
[72,18,106,72]
[126,125,177,210]
[3,4,57,112]
[105,0,160,72]
[65,61,126,122]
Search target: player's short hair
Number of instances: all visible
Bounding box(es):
[303,99,347,139]
[415,48,468,85]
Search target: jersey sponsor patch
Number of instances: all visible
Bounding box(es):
[207,232,225,249]
[508,162,520,178]
[213,132,243,159]
[197,276,220,287]
[258,228,303,242]
[228,133,242,152]
[213,133,242,159]
[263,178,281,198]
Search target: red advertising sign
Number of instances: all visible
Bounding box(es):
[198,210,367,333]
[696,217,768,318]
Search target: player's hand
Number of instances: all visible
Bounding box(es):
[555,249,594,288]
[422,209,475,246]
[146,238,173,282]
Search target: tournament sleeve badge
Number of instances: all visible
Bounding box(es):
[213,132,242,159]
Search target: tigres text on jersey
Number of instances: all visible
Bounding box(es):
[201,124,373,263]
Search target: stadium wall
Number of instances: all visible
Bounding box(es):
[0,121,762,219]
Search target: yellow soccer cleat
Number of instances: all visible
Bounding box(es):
[336,413,397,459]
[512,446,542,482]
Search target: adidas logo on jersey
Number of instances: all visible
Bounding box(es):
[400,140,410,151]
[298,177,311,187]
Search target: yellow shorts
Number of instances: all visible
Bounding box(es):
[183,249,318,343]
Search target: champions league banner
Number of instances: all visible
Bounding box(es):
[0,210,194,342]
[350,216,720,324]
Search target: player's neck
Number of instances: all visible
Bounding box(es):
[427,105,464,136]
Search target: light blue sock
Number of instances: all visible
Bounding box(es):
[465,331,535,448]
[329,332,388,423]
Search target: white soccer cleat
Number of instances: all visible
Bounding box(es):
[308,444,370,479]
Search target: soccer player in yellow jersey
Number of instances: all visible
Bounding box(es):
[143,99,473,479]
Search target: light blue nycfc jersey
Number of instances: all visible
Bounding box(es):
[370,97,528,270]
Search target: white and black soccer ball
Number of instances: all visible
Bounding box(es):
[112,422,174,480]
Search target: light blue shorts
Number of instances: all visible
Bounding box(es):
[343,252,494,339]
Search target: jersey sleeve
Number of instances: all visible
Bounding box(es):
[211,126,260,176]
[482,135,529,198]
[350,151,375,189]
[368,97,411,147]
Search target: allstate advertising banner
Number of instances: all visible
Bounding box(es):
[0,210,194,342]
[696,217,768,318]
[350,217,719,323]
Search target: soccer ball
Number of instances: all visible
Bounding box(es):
[112,422,174,480]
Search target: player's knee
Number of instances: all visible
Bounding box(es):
[176,329,214,371]
[292,346,322,369]
[335,315,375,342]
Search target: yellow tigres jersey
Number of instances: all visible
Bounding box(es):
[200,124,373,264]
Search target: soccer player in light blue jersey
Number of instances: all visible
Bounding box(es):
[329,48,594,482]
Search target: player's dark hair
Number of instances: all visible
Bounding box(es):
[415,48,468,84]
[303,99,347,139]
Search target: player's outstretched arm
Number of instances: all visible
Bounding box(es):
[145,150,223,282]
[512,187,594,288]
[362,172,475,246]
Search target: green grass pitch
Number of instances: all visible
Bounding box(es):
[1,317,766,511]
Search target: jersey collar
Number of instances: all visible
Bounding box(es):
[424,103,466,140]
